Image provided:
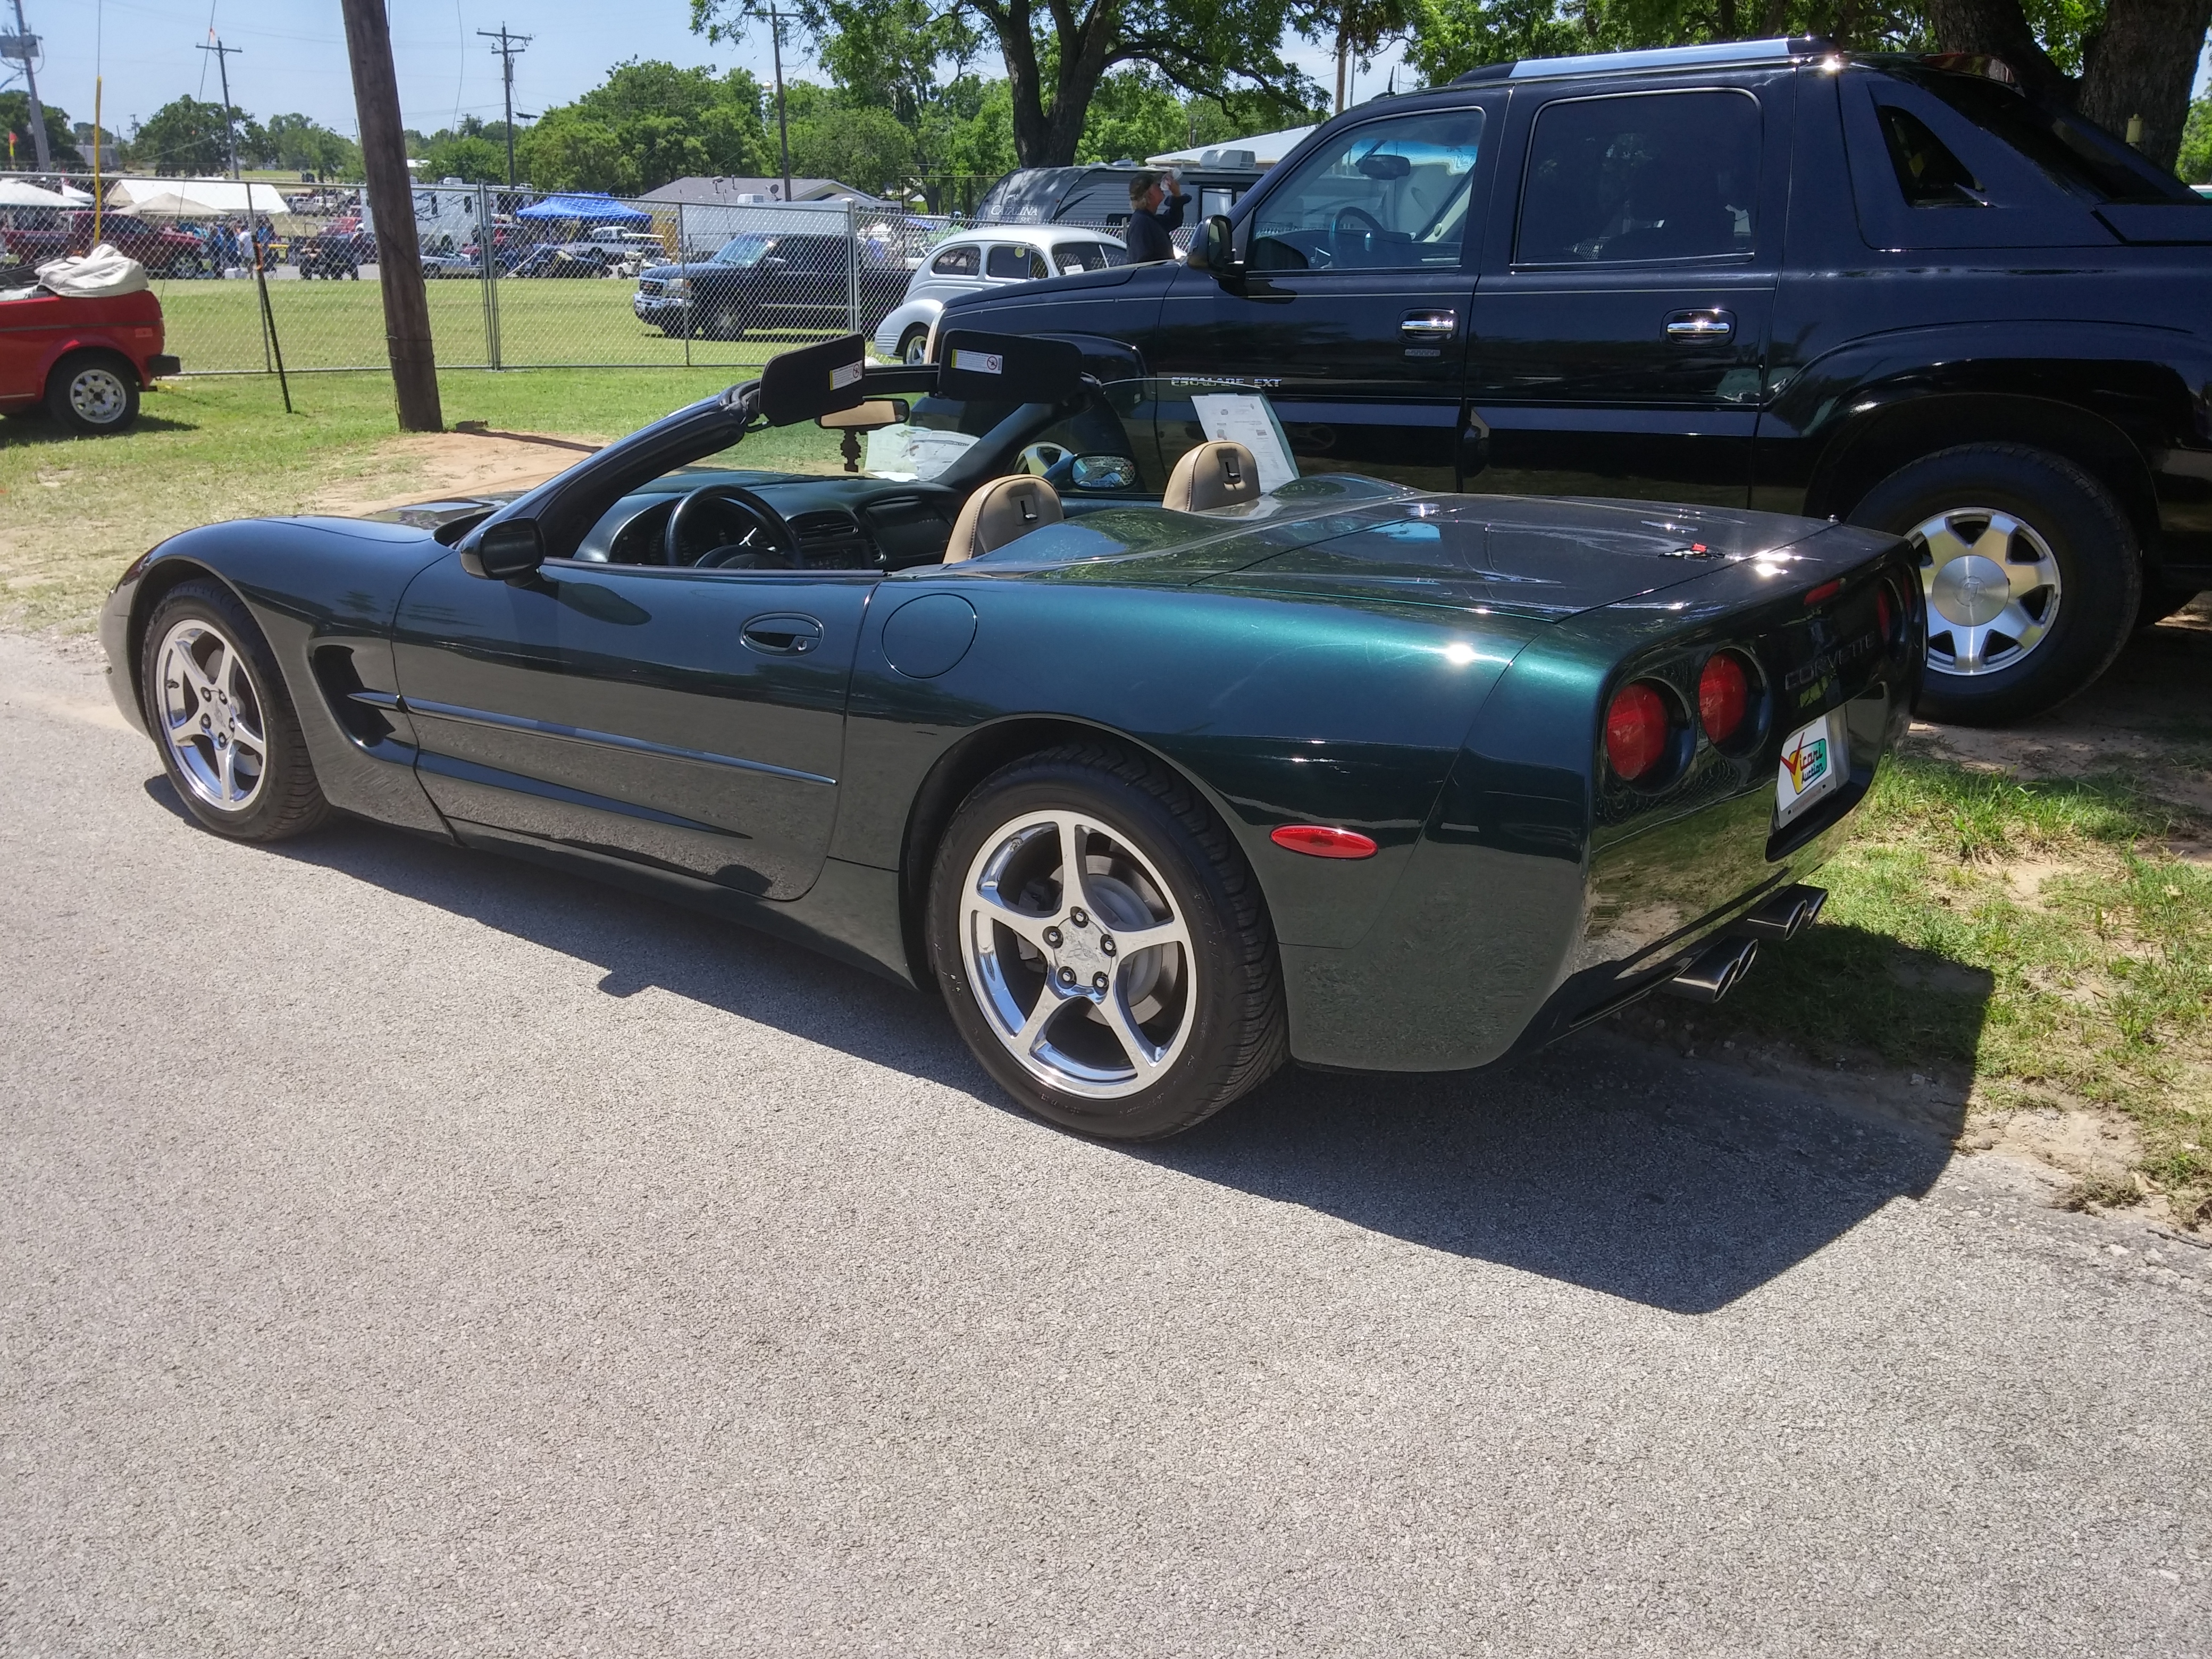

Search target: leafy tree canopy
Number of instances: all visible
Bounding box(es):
[131,96,240,177]
[0,91,82,167]
[515,60,773,192]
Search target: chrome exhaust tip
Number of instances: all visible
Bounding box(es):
[1661,936,1761,1004]
[1739,883,1828,941]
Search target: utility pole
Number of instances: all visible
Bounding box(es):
[197,35,244,178]
[765,6,792,203]
[339,0,442,432]
[4,0,52,171]
[476,23,531,188]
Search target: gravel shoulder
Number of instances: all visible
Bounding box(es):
[4,633,2208,1655]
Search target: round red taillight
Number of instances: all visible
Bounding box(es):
[1698,652,1751,745]
[1605,682,1671,782]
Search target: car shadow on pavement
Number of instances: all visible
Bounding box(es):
[155,780,1959,1316]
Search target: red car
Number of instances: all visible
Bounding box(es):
[0,285,180,434]
[0,211,207,278]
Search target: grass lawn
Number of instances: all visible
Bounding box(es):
[149,274,835,374]
[6,368,2206,1222]
[0,368,845,630]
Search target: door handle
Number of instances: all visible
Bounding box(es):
[1401,309,1458,338]
[1665,309,1735,342]
[741,613,824,656]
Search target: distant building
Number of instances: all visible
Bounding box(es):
[640,175,882,207]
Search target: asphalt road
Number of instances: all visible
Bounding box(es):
[3,633,2207,1657]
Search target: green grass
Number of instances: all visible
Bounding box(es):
[0,368,847,629]
[1710,753,2212,1222]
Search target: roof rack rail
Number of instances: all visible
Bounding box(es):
[1451,36,1833,87]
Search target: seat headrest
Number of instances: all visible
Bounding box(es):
[1163,440,1263,514]
[943,474,1064,564]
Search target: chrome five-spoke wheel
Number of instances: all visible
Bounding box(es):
[1910,506,2063,678]
[155,617,271,812]
[960,808,1195,1100]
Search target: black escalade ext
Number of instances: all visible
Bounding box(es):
[935,37,2212,723]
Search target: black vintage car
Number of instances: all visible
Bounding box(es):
[938,38,2212,726]
[633,232,910,341]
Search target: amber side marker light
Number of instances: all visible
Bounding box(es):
[1271,825,1379,859]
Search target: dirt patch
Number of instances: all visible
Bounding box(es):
[307,427,605,519]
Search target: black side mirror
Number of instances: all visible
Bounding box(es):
[462,518,544,580]
[1187,214,1238,279]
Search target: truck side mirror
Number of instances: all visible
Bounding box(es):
[1186,214,1239,279]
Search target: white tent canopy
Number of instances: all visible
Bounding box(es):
[104,178,289,217]
[1146,124,1315,169]
[56,182,94,203]
[0,179,76,207]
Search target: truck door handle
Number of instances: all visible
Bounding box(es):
[741,613,824,655]
[1401,309,1458,339]
[1665,309,1735,342]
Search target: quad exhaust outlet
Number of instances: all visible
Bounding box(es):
[1738,883,1828,940]
[1658,884,1826,1004]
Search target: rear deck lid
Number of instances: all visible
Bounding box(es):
[1198,496,1831,618]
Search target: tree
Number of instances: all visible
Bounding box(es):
[782,81,919,189]
[419,132,506,183]
[1300,0,1413,113]
[514,60,772,192]
[1,91,82,168]
[2181,95,2212,180]
[132,96,240,176]
[258,113,361,178]
[696,0,1319,167]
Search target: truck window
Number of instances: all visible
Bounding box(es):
[1877,107,1984,206]
[1515,89,1761,265]
[1248,108,1485,272]
[1907,70,2201,205]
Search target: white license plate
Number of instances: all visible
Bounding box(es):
[1776,710,1849,826]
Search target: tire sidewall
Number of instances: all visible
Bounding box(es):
[140,582,319,841]
[928,759,1254,1140]
[48,354,140,435]
[1850,446,2139,724]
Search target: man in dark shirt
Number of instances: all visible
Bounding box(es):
[1122,169,1189,264]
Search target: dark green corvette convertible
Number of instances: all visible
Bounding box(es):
[100,332,1921,1139]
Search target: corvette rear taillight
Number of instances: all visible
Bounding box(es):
[1271,824,1379,859]
[1605,682,1672,782]
[1698,652,1752,745]
[1876,579,1901,642]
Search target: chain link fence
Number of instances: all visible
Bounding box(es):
[0,175,1141,380]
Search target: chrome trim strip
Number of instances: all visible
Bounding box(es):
[400,696,836,786]
[347,689,403,709]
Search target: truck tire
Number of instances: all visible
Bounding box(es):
[46,351,141,436]
[1848,443,2139,726]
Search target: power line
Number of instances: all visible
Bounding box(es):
[475,22,529,188]
[196,33,242,178]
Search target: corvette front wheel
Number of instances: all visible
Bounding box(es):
[928,743,1286,1140]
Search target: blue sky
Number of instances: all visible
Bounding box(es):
[11,0,2202,149]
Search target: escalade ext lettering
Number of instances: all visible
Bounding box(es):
[937,38,2212,725]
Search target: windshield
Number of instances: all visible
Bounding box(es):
[713,234,774,266]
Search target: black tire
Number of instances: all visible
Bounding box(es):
[139,580,330,842]
[45,351,140,435]
[1848,442,2140,726]
[927,741,1286,1141]
[708,299,746,341]
[898,325,931,364]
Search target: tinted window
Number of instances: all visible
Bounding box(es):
[986,244,1046,279]
[931,243,980,276]
[1878,106,1984,206]
[1908,70,2200,204]
[1516,90,1761,264]
[1249,108,1486,271]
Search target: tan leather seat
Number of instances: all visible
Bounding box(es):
[1163,440,1262,513]
[943,475,1063,564]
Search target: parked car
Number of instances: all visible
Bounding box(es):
[974,160,1268,234]
[421,250,479,279]
[509,240,630,279]
[295,229,370,279]
[942,39,2212,726]
[97,336,1916,1138]
[873,226,1125,362]
[0,211,206,279]
[632,232,910,340]
[0,280,180,434]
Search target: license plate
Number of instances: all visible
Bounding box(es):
[1776,710,1849,827]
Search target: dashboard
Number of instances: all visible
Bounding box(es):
[571,470,966,572]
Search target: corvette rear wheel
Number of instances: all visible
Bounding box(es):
[141,581,330,842]
[928,743,1286,1140]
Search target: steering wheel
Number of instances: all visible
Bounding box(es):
[664,483,797,569]
[1333,206,1386,241]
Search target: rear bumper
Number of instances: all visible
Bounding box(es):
[145,354,180,380]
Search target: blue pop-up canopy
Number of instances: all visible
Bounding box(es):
[515,192,651,226]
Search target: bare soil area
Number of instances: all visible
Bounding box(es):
[306,426,605,518]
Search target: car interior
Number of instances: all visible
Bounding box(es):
[490,338,1298,577]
